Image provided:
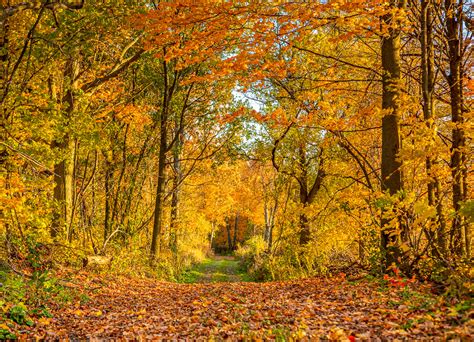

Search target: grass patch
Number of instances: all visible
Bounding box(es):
[178,257,251,283]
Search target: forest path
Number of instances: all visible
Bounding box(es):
[26,276,470,340]
[179,255,250,283]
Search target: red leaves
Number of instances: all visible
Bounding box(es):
[219,107,246,124]
[384,267,416,288]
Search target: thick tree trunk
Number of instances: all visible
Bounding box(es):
[52,138,76,239]
[444,0,467,257]
[297,146,324,246]
[380,0,405,268]
[299,211,310,246]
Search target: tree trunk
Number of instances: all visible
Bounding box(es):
[268,218,273,251]
[264,202,269,243]
[421,0,446,256]
[233,212,239,250]
[52,56,79,238]
[169,126,182,253]
[111,124,129,236]
[210,221,215,250]
[298,146,311,245]
[264,203,275,250]
[121,132,153,233]
[104,152,113,243]
[297,146,325,246]
[150,59,171,259]
[299,211,310,246]
[226,217,232,252]
[444,0,467,257]
[150,124,167,258]
[380,0,405,268]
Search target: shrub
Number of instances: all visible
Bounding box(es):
[236,236,270,281]
[0,237,78,336]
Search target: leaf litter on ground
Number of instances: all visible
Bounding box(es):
[16,275,474,340]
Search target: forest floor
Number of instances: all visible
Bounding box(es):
[16,258,473,340]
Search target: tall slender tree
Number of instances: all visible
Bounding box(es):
[380,0,406,268]
[443,0,468,257]
[420,0,447,256]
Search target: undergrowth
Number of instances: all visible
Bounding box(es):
[0,239,88,339]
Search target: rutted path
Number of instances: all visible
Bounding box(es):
[180,255,250,283]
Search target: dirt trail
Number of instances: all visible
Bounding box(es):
[180,255,248,283]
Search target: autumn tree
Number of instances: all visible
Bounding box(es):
[441,0,470,257]
[418,0,447,256]
[378,0,407,269]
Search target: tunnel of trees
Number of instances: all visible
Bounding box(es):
[1,0,472,286]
